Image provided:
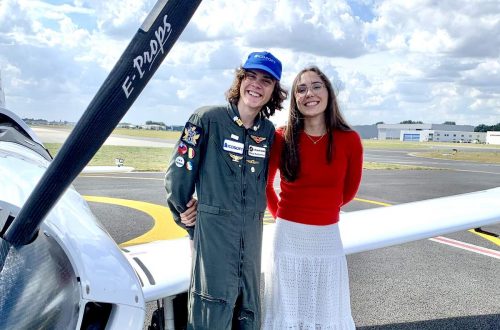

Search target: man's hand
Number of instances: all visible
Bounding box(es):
[180,198,198,227]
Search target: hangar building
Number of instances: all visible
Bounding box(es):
[377,123,475,140]
[399,130,486,143]
[486,131,500,145]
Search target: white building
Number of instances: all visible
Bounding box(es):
[486,131,500,145]
[377,123,475,140]
[400,130,486,143]
[117,123,137,129]
[142,124,166,130]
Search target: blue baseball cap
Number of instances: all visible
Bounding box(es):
[242,51,282,81]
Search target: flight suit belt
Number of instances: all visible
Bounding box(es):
[198,204,264,217]
[198,203,266,216]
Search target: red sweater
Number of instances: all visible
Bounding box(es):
[266,128,363,225]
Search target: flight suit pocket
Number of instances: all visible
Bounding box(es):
[188,291,231,329]
[198,203,232,216]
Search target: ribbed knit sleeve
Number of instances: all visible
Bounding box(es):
[266,128,284,218]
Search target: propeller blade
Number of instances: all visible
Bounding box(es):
[3,0,202,246]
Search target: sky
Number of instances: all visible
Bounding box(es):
[0,0,499,127]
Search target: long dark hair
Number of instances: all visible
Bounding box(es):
[225,67,288,118]
[281,66,352,181]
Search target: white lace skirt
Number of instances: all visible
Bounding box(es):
[262,218,355,330]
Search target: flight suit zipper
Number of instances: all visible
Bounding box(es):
[238,128,247,281]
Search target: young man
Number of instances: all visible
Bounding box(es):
[165,51,287,329]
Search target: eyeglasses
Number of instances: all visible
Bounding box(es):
[244,71,274,88]
[296,82,324,95]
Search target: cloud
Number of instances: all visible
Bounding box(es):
[0,0,498,127]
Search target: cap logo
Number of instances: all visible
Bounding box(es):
[254,54,276,63]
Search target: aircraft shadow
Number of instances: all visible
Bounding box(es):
[357,313,500,330]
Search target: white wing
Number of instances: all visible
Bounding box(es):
[123,187,500,302]
[339,188,500,255]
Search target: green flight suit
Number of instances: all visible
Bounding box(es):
[165,103,275,329]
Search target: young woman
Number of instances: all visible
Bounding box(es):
[264,66,363,329]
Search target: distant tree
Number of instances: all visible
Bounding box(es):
[443,121,456,125]
[474,124,488,132]
[145,120,166,126]
[475,123,500,132]
[399,120,423,124]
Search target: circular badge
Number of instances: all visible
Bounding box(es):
[251,167,255,173]
[188,148,196,159]
[178,142,188,155]
[186,161,193,171]
[175,156,185,167]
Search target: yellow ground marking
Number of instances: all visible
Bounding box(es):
[263,211,275,224]
[468,229,500,246]
[353,197,392,207]
[83,196,186,246]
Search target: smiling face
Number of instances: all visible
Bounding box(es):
[294,71,328,120]
[238,70,276,115]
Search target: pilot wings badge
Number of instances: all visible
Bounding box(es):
[250,135,266,144]
[229,153,243,162]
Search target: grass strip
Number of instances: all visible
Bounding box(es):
[45,143,173,172]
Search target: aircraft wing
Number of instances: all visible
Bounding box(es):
[123,238,192,302]
[338,188,500,255]
[123,187,500,302]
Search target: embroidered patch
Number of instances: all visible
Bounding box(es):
[223,139,244,154]
[181,122,201,146]
[250,135,266,144]
[248,145,266,158]
[229,153,243,162]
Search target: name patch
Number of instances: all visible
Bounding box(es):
[223,139,244,154]
[248,145,266,158]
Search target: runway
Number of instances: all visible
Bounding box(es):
[32,126,176,148]
[73,151,500,329]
